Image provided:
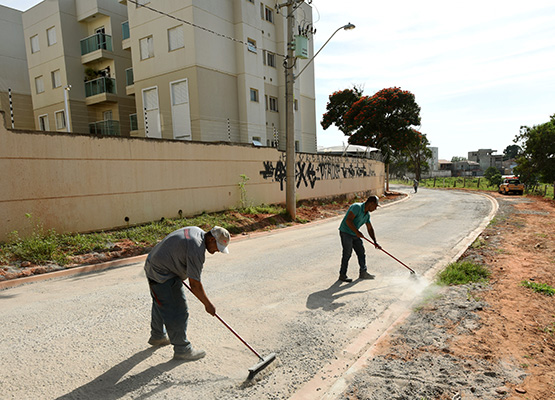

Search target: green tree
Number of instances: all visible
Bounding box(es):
[401,130,432,181]
[503,144,521,161]
[514,115,555,184]
[484,166,502,187]
[321,87,421,190]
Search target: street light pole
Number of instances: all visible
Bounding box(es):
[281,0,355,220]
[63,85,71,132]
[285,1,297,220]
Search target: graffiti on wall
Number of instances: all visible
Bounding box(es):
[260,153,377,191]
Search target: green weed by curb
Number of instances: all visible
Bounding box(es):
[436,261,491,286]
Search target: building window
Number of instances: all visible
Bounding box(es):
[269,96,278,112]
[264,6,274,23]
[247,38,257,53]
[168,25,184,51]
[250,88,259,102]
[136,0,150,7]
[295,140,299,152]
[35,76,44,94]
[55,110,66,130]
[51,70,61,88]
[30,34,39,53]
[140,36,154,60]
[47,27,57,46]
[38,114,49,131]
[294,99,298,111]
[267,52,276,67]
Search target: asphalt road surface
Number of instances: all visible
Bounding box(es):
[0,185,495,400]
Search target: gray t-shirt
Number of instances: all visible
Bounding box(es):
[144,227,206,283]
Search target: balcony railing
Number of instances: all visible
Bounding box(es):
[129,113,138,131]
[122,21,130,40]
[80,33,113,55]
[85,77,116,97]
[125,68,134,86]
[89,119,120,136]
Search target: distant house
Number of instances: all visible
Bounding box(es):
[468,149,503,174]
[317,144,381,160]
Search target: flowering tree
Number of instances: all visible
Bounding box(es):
[321,86,422,189]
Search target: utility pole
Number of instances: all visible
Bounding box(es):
[284,0,297,220]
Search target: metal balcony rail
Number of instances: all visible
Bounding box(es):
[80,32,113,55]
[89,119,120,136]
[85,76,116,97]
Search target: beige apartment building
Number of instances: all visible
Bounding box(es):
[0,5,34,130]
[122,0,316,152]
[22,0,134,136]
[18,0,316,151]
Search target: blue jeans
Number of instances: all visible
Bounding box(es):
[340,231,367,277]
[148,276,192,354]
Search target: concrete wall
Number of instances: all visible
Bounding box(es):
[0,112,384,242]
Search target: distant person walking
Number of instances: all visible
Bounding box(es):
[338,195,381,282]
[413,179,419,193]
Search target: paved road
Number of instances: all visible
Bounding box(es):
[0,186,495,400]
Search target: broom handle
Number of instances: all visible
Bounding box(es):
[183,281,263,360]
[361,236,416,274]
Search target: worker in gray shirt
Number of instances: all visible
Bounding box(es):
[144,226,230,361]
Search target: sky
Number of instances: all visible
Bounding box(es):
[4,0,555,160]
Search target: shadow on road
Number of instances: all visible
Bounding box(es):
[55,347,180,400]
[306,280,367,311]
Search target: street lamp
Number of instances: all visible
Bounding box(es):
[284,21,356,220]
[63,85,71,132]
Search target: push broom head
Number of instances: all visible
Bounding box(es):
[247,353,276,380]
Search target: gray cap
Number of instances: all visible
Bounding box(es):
[210,226,230,254]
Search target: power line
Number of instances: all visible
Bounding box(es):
[127,0,286,58]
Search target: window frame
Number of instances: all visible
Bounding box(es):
[35,75,44,94]
[51,69,61,89]
[269,96,278,112]
[247,38,257,53]
[250,88,259,103]
[30,34,40,53]
[139,36,154,60]
[267,51,276,67]
[47,26,57,46]
[55,110,66,130]
[168,25,184,52]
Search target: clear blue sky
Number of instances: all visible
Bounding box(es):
[5,0,555,160]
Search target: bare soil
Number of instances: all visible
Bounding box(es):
[345,191,555,400]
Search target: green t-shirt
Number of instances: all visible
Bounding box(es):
[339,202,370,236]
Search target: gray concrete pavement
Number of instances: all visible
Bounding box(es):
[0,185,496,399]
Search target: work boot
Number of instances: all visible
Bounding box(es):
[359,271,375,280]
[338,275,353,283]
[148,336,171,346]
[173,348,206,361]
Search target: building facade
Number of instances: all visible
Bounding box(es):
[0,5,34,130]
[122,0,316,152]
[467,149,503,173]
[22,0,134,136]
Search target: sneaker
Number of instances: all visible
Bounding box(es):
[359,271,375,280]
[173,348,206,361]
[148,336,171,346]
[338,275,353,283]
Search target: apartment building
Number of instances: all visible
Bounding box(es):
[121,0,316,152]
[0,5,34,130]
[22,0,134,135]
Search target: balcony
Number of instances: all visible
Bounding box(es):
[125,67,134,95]
[89,119,120,136]
[85,77,117,105]
[122,21,131,50]
[80,33,113,64]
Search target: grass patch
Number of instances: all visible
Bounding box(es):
[521,280,555,296]
[436,261,491,286]
[471,237,487,249]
